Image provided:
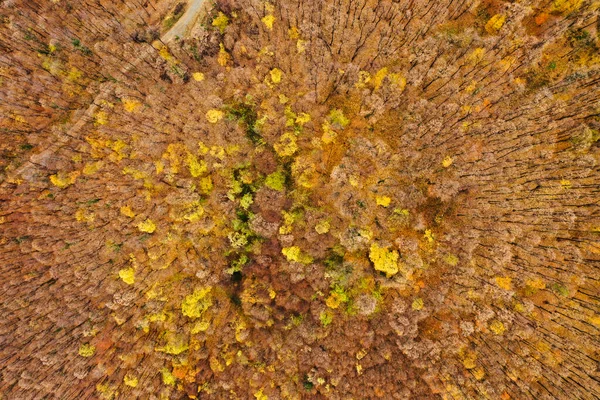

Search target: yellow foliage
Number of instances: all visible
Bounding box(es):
[259,46,274,57]
[369,243,399,277]
[254,388,268,400]
[536,340,551,353]
[240,193,253,209]
[463,353,477,369]
[82,161,102,175]
[269,68,282,84]
[355,70,371,88]
[110,139,128,161]
[424,229,435,243]
[320,310,333,326]
[526,277,546,290]
[265,170,286,191]
[120,206,135,218]
[206,109,224,123]
[161,368,176,386]
[157,44,174,62]
[75,208,95,223]
[160,333,189,355]
[376,195,391,207]
[296,112,311,125]
[122,166,146,180]
[95,383,115,399]
[199,176,213,194]
[279,210,298,234]
[443,254,458,266]
[328,108,349,128]
[183,201,204,222]
[358,228,373,240]
[181,287,213,318]
[288,26,300,40]
[468,48,485,64]
[315,220,330,234]
[485,14,506,34]
[412,297,424,311]
[388,73,407,91]
[85,136,109,158]
[489,320,506,335]
[185,152,207,177]
[473,367,485,380]
[282,246,302,262]
[551,0,582,13]
[50,171,80,188]
[513,77,526,87]
[119,267,135,285]
[123,98,141,112]
[192,72,205,82]
[356,362,363,375]
[123,374,138,388]
[326,290,348,309]
[495,276,512,290]
[235,320,248,342]
[465,81,478,93]
[78,343,96,357]
[212,12,229,33]
[153,160,164,174]
[372,67,388,90]
[147,312,167,324]
[137,219,156,233]
[218,43,230,67]
[442,155,453,168]
[282,246,313,264]
[588,315,600,327]
[499,56,516,73]
[225,145,240,156]
[296,165,317,188]
[209,356,225,372]
[198,141,210,155]
[274,132,298,157]
[264,2,275,12]
[11,114,25,123]
[321,122,337,144]
[296,39,307,53]
[191,320,210,334]
[95,110,108,125]
[67,67,82,82]
[262,14,275,30]
[210,145,226,159]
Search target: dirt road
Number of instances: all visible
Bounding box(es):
[162,0,206,42]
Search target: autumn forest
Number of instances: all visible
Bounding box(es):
[0,0,599,399]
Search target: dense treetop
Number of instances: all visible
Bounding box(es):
[1,0,599,399]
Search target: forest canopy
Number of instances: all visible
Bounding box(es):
[1,0,599,399]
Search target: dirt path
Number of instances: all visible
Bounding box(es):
[4,0,207,185]
[162,0,206,42]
